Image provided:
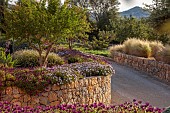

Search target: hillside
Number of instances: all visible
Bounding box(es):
[120,6,150,18]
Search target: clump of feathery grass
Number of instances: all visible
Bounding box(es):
[109,44,124,57]
[122,38,151,58]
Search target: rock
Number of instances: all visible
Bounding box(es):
[45,85,51,92]
[48,91,58,102]
[42,92,48,97]
[50,101,60,106]
[13,87,19,94]
[39,97,48,105]
[13,102,21,106]
[6,87,12,95]
[31,96,40,104]
[13,94,21,99]
[52,84,60,91]
[23,95,31,102]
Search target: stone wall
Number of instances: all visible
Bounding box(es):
[112,52,170,84]
[0,75,111,107]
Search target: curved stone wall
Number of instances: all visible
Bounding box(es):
[112,52,170,84]
[0,75,111,107]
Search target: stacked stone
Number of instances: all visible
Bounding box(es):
[112,52,170,83]
[0,75,111,107]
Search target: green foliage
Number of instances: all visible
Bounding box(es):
[67,56,80,64]
[163,107,170,113]
[62,2,90,49]
[110,17,153,43]
[145,0,170,43]
[47,52,64,67]
[0,70,16,87]
[145,0,170,29]
[13,49,39,67]
[0,47,15,67]
[13,49,64,67]
[2,0,90,67]
[70,0,119,31]
[88,31,115,50]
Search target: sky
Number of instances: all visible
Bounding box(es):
[11,0,153,12]
[119,0,153,12]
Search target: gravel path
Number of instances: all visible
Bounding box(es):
[110,61,170,108]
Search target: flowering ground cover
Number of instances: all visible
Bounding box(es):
[0,62,114,95]
[0,99,165,113]
[56,48,108,64]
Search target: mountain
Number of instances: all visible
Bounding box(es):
[120,6,150,18]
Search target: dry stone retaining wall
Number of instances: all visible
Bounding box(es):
[112,52,170,84]
[0,75,111,107]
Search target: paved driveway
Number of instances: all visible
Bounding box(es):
[110,62,170,108]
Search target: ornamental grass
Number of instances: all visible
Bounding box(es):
[123,38,151,58]
[109,44,125,57]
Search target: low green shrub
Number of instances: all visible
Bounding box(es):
[123,38,151,58]
[109,44,124,57]
[149,41,165,57]
[67,56,82,64]
[47,53,64,67]
[0,70,16,87]
[12,49,39,67]
[13,49,64,67]
[0,47,15,68]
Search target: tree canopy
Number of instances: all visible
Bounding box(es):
[71,0,119,30]
[145,0,170,30]
[2,0,90,66]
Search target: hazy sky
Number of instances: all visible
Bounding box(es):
[12,0,153,12]
[119,0,153,11]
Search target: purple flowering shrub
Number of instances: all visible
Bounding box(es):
[0,62,114,95]
[0,100,165,113]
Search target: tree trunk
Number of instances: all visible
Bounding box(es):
[69,38,72,50]
[42,44,53,67]
[38,51,43,67]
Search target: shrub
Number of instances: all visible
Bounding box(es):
[0,70,15,87]
[123,38,152,58]
[109,44,124,57]
[13,49,64,67]
[149,41,165,57]
[12,49,39,67]
[47,53,64,67]
[67,56,79,64]
[0,47,15,68]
